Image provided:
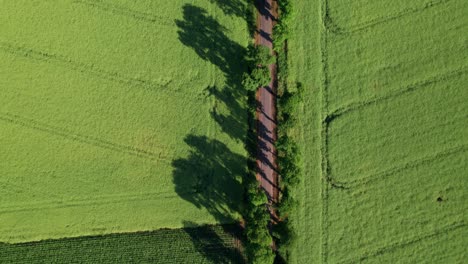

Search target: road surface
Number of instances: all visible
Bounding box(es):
[255,0,278,210]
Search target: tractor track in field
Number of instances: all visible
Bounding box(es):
[326,144,468,189]
[328,0,451,35]
[0,190,193,215]
[73,0,175,27]
[0,41,190,97]
[338,222,466,264]
[255,0,279,219]
[325,66,468,123]
[0,112,173,163]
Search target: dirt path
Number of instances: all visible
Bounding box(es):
[255,0,279,212]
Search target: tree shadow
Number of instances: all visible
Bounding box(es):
[256,0,277,22]
[182,221,246,263]
[172,135,246,222]
[176,4,249,143]
[209,0,255,34]
[209,0,247,18]
[176,5,246,89]
[173,4,270,262]
[0,225,246,263]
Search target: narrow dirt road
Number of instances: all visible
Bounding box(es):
[255,0,278,209]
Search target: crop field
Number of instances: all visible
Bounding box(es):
[0,224,244,263]
[290,0,467,263]
[0,0,250,244]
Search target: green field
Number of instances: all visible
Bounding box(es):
[290,0,467,263]
[0,224,244,263]
[0,0,250,243]
[287,0,323,262]
[2,0,467,262]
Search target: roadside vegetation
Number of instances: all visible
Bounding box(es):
[242,43,276,264]
[241,0,303,262]
[271,0,303,263]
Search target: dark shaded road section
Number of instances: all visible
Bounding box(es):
[255,0,279,208]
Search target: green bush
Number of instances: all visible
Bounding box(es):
[272,1,304,262]
[273,0,295,51]
[244,189,275,263]
[243,45,274,91]
[243,0,299,262]
[243,67,271,91]
[247,45,275,66]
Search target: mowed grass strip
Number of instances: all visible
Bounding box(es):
[286,0,324,263]
[0,0,249,243]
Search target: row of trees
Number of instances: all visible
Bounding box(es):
[242,44,276,264]
[241,0,299,262]
[272,0,303,263]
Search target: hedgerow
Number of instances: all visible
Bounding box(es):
[272,0,303,262]
[242,0,302,262]
[242,30,276,264]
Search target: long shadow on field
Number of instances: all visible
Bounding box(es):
[209,0,248,18]
[0,226,244,263]
[173,2,274,216]
[173,4,266,262]
[176,4,249,142]
[172,135,246,222]
[209,0,255,34]
[183,221,245,263]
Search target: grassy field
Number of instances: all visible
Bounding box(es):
[287,0,323,262]
[0,224,244,264]
[0,0,250,243]
[290,0,467,262]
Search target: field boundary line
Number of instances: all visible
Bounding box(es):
[325,66,468,123]
[0,190,197,215]
[320,0,331,262]
[73,0,175,27]
[338,222,466,264]
[328,0,451,35]
[1,223,243,247]
[326,144,468,189]
[0,41,190,97]
[0,112,173,163]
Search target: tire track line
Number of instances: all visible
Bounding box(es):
[327,144,468,189]
[328,0,451,35]
[338,222,466,264]
[325,66,468,123]
[321,0,331,261]
[0,112,173,163]
[0,41,186,97]
[0,190,197,215]
[72,0,175,27]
